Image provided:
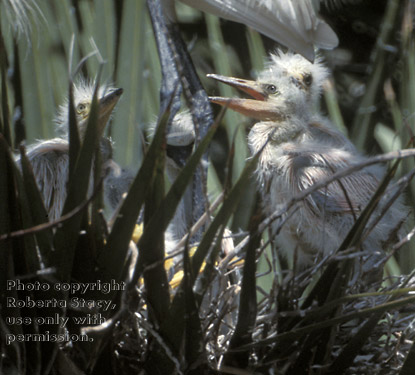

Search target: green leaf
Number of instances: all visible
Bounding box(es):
[0,136,30,371]
[0,24,11,144]
[97,108,170,286]
[351,0,401,150]
[205,12,255,232]
[19,147,54,264]
[68,81,81,179]
[136,110,221,370]
[162,146,260,353]
[53,74,102,281]
[245,294,415,350]
[324,78,347,136]
[400,340,415,375]
[137,117,220,256]
[224,197,261,368]
[112,0,148,166]
[183,247,208,372]
[142,124,170,324]
[328,313,382,373]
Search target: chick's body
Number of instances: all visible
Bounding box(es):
[20,81,123,221]
[248,113,403,266]
[209,51,406,267]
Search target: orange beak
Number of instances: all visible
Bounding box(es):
[207,74,282,121]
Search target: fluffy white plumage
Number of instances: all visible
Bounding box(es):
[55,80,121,137]
[18,81,122,221]
[165,0,338,61]
[260,51,329,101]
[23,139,70,221]
[1,0,42,38]
[209,50,407,268]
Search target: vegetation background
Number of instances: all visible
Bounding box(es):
[1,0,415,374]
[3,0,415,272]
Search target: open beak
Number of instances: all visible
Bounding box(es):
[207,74,280,120]
[98,87,123,130]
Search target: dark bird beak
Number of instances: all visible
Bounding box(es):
[98,88,124,130]
[207,74,281,120]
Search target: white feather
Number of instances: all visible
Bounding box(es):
[175,0,338,60]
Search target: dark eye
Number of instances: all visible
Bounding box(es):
[303,73,313,86]
[266,84,279,94]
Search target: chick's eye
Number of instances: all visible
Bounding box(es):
[266,84,279,94]
[76,103,88,114]
[303,73,313,86]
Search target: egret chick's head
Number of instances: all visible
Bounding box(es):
[147,110,195,170]
[208,50,329,121]
[261,50,329,106]
[56,80,123,137]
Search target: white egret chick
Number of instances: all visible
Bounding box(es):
[20,81,123,221]
[208,51,407,268]
[146,111,196,254]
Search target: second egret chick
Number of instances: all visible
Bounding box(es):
[147,111,196,254]
[208,51,407,269]
[21,81,123,221]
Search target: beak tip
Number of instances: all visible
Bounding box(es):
[208,96,226,104]
[207,73,222,81]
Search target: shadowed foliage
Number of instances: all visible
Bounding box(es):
[1,0,415,374]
